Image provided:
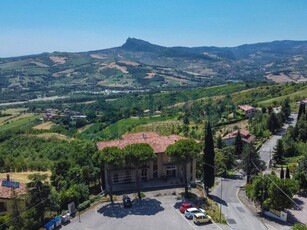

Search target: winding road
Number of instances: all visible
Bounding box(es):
[211,112,298,230]
[258,112,298,171]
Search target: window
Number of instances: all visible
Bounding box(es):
[0,202,7,212]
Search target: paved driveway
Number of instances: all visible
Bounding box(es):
[61,195,227,230]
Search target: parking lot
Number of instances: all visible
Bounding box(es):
[61,195,227,230]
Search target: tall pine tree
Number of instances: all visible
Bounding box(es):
[281,97,291,120]
[234,130,243,155]
[203,122,215,195]
[273,139,284,164]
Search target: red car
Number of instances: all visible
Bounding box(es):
[179,202,193,213]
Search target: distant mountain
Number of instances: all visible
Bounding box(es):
[0,38,306,102]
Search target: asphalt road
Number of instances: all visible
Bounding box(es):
[211,176,267,230]
[61,195,228,230]
[258,112,298,171]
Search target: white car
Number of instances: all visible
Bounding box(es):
[184,207,206,219]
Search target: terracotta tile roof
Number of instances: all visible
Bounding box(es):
[222,129,256,144]
[0,179,27,199]
[97,132,185,153]
[238,105,255,111]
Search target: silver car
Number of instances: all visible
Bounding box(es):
[184,207,206,219]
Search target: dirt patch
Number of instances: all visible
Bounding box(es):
[33,121,54,130]
[291,56,304,62]
[90,54,108,59]
[99,62,128,74]
[52,68,75,77]
[49,56,67,64]
[266,73,294,83]
[118,61,140,66]
[31,61,49,67]
[264,62,274,68]
[145,72,156,79]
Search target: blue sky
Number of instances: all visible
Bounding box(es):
[1,0,307,57]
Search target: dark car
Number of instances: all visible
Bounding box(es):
[123,195,132,208]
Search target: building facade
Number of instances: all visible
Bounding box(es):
[97,132,197,191]
[238,105,259,118]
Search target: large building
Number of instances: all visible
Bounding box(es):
[97,132,197,191]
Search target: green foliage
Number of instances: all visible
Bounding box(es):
[166,139,200,197]
[98,146,123,202]
[26,174,51,226]
[240,144,265,183]
[292,223,307,230]
[249,174,299,211]
[78,200,91,211]
[267,112,282,134]
[269,178,299,211]
[124,143,155,199]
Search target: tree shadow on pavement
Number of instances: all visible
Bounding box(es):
[208,194,228,207]
[97,198,164,218]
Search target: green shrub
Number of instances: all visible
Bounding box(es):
[78,200,91,212]
[292,223,307,230]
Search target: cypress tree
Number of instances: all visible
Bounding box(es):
[281,98,291,120]
[285,166,290,179]
[234,130,243,155]
[203,122,215,195]
[280,166,285,179]
[298,102,306,121]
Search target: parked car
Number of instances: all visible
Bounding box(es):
[193,213,212,225]
[122,195,132,208]
[184,207,206,219]
[179,202,193,213]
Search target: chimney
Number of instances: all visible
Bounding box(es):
[6,173,10,181]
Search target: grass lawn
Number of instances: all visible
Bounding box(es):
[78,124,94,133]
[35,133,72,141]
[1,108,28,114]
[0,171,51,183]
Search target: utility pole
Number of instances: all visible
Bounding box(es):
[220,177,222,221]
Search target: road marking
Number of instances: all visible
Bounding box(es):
[173,207,224,230]
[173,208,197,230]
